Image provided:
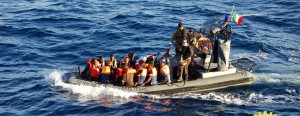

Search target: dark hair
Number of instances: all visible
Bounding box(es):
[99,56,104,59]
[110,54,115,58]
[178,22,183,28]
[128,52,134,56]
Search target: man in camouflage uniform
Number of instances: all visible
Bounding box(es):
[170,22,187,54]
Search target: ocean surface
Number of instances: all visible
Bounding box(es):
[1,0,299,115]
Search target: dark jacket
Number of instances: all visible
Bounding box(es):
[170,29,187,47]
[180,45,193,60]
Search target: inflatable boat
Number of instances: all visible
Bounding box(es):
[65,18,257,95]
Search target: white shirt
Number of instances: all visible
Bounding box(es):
[160,65,170,77]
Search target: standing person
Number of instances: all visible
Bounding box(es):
[186,29,201,48]
[170,22,187,55]
[177,39,193,82]
[160,61,171,86]
[128,52,136,68]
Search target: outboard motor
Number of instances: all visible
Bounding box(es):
[200,18,232,71]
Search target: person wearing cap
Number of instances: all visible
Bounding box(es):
[170,22,187,54]
[187,29,202,48]
[177,38,193,82]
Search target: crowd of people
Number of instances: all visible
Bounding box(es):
[80,51,172,87]
[80,22,205,87]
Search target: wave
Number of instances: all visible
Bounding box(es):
[254,73,300,85]
[45,70,138,100]
[157,88,300,106]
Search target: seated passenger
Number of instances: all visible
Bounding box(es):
[107,54,117,68]
[128,52,136,68]
[120,56,130,70]
[141,63,157,86]
[98,56,106,71]
[120,56,137,86]
[87,58,100,81]
[136,60,147,86]
[160,60,171,86]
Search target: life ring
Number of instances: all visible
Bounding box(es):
[197,36,211,52]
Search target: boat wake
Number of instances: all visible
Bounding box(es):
[44,70,299,106]
[44,70,138,99]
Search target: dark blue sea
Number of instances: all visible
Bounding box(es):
[1,0,299,115]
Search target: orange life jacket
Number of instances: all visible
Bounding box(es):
[116,68,123,77]
[87,60,99,78]
[101,66,111,74]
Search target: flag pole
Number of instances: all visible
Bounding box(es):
[229,5,235,21]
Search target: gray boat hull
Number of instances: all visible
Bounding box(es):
[67,71,255,95]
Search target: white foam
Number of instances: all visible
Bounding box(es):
[160,91,300,106]
[44,70,138,100]
[231,50,271,60]
[255,73,300,84]
[242,13,263,17]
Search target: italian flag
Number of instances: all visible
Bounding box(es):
[232,11,243,25]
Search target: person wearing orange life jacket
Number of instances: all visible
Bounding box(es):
[107,54,117,69]
[100,65,111,83]
[160,60,171,86]
[87,58,100,80]
[98,56,106,71]
[141,63,157,86]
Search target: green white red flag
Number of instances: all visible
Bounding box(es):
[232,11,243,25]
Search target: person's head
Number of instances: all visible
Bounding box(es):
[182,38,188,47]
[92,58,97,64]
[178,22,184,31]
[128,52,134,60]
[148,63,154,69]
[138,59,144,64]
[110,54,115,60]
[188,29,194,36]
[99,56,104,62]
